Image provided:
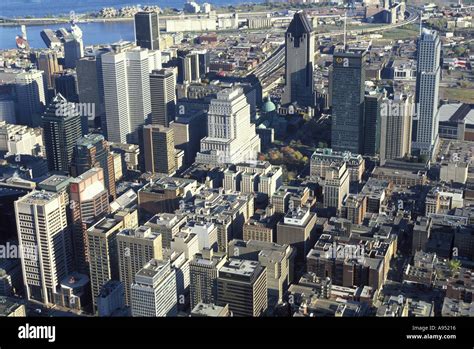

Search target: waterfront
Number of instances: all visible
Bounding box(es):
[0,0,264,49]
[0,21,136,49]
[1,0,258,18]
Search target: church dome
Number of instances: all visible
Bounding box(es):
[262,99,276,113]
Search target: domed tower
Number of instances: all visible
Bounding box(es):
[261,97,276,117]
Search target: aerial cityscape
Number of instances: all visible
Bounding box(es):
[0,0,473,334]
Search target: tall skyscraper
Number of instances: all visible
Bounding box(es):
[189,249,227,310]
[196,87,261,165]
[76,48,112,130]
[42,94,83,173]
[180,52,201,83]
[14,70,46,127]
[282,11,315,107]
[69,168,109,274]
[142,124,177,175]
[117,226,163,305]
[177,50,196,84]
[216,259,268,317]
[53,70,79,103]
[130,259,178,317]
[363,93,383,156]
[101,50,136,144]
[15,190,73,305]
[413,28,441,158]
[134,11,160,50]
[149,68,176,126]
[380,93,414,164]
[70,133,117,199]
[53,70,86,133]
[331,50,366,154]
[196,50,210,80]
[178,50,209,83]
[87,207,138,309]
[102,46,159,144]
[37,50,61,91]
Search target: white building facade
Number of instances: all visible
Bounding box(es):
[196,87,260,165]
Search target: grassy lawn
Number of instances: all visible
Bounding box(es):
[440,88,474,103]
[381,24,420,41]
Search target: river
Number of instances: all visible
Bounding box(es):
[0,21,137,49]
[0,0,262,49]
[1,0,258,18]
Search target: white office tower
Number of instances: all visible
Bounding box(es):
[102,46,160,144]
[14,190,73,305]
[196,87,260,165]
[413,28,441,158]
[130,259,178,317]
[380,93,414,164]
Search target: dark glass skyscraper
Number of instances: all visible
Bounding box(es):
[134,11,160,50]
[42,94,84,172]
[331,50,366,154]
[150,69,176,126]
[282,11,315,107]
[54,70,79,103]
[53,70,89,134]
[76,47,111,131]
[363,93,382,156]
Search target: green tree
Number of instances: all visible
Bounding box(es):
[453,46,467,57]
[448,259,462,276]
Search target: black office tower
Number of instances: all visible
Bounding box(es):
[363,93,382,156]
[76,48,111,131]
[134,11,160,50]
[54,70,79,103]
[331,50,366,154]
[150,69,176,126]
[42,94,84,173]
[282,11,315,107]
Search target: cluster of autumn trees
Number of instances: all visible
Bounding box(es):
[259,146,308,167]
